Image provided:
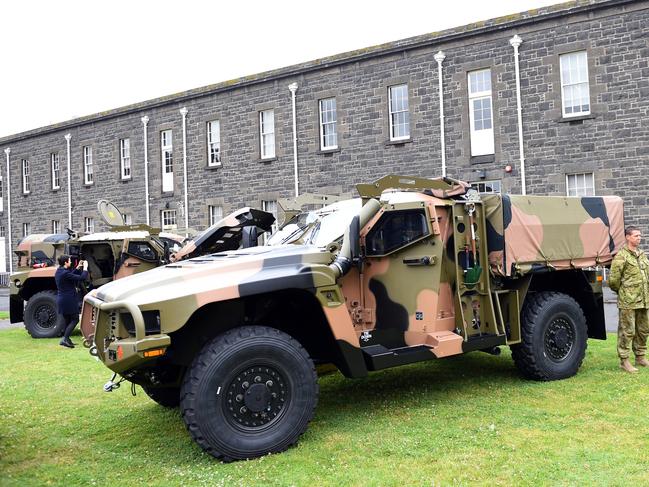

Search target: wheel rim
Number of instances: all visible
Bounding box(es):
[544,316,575,361]
[223,364,289,431]
[34,304,57,329]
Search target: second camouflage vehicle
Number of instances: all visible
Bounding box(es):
[81,175,624,461]
[10,201,274,338]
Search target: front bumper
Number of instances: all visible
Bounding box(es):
[84,294,170,373]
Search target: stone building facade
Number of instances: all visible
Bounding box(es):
[1,0,648,270]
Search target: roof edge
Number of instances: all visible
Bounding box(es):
[0,0,635,145]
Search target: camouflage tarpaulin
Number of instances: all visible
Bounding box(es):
[485,194,625,277]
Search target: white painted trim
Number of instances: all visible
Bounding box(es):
[434,51,446,176]
[289,83,299,196]
[510,34,526,195]
[180,107,189,236]
[141,116,150,225]
[65,134,72,229]
[4,147,12,273]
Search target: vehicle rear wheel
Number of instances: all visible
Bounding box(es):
[180,326,318,461]
[142,386,180,408]
[24,290,66,338]
[510,291,587,381]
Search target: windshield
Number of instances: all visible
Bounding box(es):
[267,199,361,247]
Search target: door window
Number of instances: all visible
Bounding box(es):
[365,210,430,256]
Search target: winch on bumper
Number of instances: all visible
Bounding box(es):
[83,294,171,373]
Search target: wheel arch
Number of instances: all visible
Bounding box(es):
[526,270,606,340]
[20,277,58,302]
[167,288,367,378]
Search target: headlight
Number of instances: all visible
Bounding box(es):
[14,280,21,288]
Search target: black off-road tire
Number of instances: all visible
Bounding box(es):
[180,326,318,462]
[142,386,181,408]
[24,290,66,339]
[511,291,588,381]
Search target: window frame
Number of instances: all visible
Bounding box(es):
[388,84,410,141]
[207,120,221,167]
[467,69,495,157]
[365,209,431,257]
[52,220,60,234]
[0,176,3,213]
[208,204,223,226]
[22,159,30,194]
[161,130,174,192]
[83,146,94,185]
[51,153,60,190]
[566,172,595,197]
[22,222,31,237]
[161,209,178,230]
[259,110,276,160]
[319,98,338,150]
[560,51,591,118]
[84,217,95,234]
[120,138,131,180]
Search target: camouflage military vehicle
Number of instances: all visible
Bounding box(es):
[80,175,624,461]
[10,201,273,339]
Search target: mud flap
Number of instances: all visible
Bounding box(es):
[10,295,24,324]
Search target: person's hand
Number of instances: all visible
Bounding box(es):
[82,261,88,271]
[76,261,83,269]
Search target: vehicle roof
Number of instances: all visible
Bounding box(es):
[77,231,152,241]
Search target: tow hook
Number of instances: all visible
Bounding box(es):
[103,373,121,392]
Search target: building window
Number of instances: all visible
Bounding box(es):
[208,205,223,226]
[161,130,173,192]
[123,214,133,225]
[319,98,338,150]
[471,180,501,194]
[388,84,410,141]
[83,146,94,185]
[52,220,61,234]
[84,217,95,234]
[22,223,31,237]
[161,209,177,230]
[261,199,278,244]
[0,226,5,238]
[207,121,221,167]
[560,51,590,117]
[259,110,275,159]
[120,138,131,179]
[0,176,3,213]
[51,153,60,190]
[468,69,494,156]
[566,172,594,196]
[22,159,30,194]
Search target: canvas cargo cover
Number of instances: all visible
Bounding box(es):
[483,194,625,277]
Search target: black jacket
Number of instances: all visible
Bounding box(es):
[55,267,89,315]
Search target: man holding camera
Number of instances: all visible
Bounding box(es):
[55,255,89,348]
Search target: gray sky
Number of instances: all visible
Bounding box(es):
[0,0,561,139]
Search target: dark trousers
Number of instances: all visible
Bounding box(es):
[62,313,79,341]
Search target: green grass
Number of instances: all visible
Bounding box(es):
[0,311,9,320]
[1,328,648,486]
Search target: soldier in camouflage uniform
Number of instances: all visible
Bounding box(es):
[608,226,649,373]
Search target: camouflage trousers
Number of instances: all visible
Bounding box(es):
[617,308,649,359]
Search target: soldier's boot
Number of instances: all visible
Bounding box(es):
[620,358,638,373]
[635,356,649,367]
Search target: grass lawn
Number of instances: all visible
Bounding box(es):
[1,327,648,486]
[0,311,9,320]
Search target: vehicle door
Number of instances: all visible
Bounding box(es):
[359,201,454,347]
[114,239,160,279]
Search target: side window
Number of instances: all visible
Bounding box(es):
[127,241,157,262]
[365,210,430,256]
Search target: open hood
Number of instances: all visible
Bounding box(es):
[172,207,275,261]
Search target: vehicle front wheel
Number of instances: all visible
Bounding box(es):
[24,290,65,338]
[510,291,588,381]
[180,326,318,461]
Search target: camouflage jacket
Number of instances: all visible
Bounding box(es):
[609,246,649,309]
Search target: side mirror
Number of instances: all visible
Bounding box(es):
[242,226,259,248]
[349,215,361,267]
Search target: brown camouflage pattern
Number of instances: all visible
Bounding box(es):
[82,175,619,382]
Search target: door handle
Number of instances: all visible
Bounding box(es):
[125,262,141,267]
[403,256,435,266]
